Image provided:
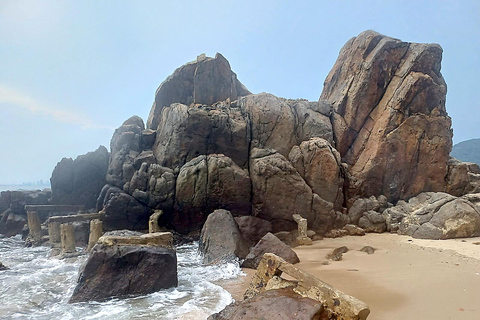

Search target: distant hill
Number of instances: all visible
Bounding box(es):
[451,139,480,165]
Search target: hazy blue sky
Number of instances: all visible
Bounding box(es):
[1,1,479,184]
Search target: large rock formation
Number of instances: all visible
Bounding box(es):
[321,30,452,203]
[51,31,474,239]
[50,146,109,209]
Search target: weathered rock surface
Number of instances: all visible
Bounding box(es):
[199,209,249,264]
[147,53,251,131]
[174,154,251,233]
[208,288,323,320]
[358,211,387,233]
[321,30,452,202]
[445,157,480,196]
[234,216,272,246]
[241,94,333,158]
[106,116,145,189]
[97,185,152,231]
[51,146,109,209]
[242,232,299,269]
[69,233,177,303]
[327,246,349,261]
[244,253,370,320]
[289,138,344,209]
[250,149,315,231]
[153,102,251,169]
[384,192,480,239]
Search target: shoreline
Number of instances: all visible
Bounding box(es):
[218,233,480,320]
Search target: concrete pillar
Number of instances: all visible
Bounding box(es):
[48,222,61,247]
[60,224,76,254]
[26,210,42,244]
[292,214,312,245]
[87,219,103,251]
[149,210,163,233]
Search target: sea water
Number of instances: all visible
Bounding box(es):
[0,236,242,319]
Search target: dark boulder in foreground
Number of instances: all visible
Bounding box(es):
[208,288,323,320]
[199,209,249,264]
[242,232,299,269]
[69,238,177,303]
[0,261,8,271]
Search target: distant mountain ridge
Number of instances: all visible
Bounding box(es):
[451,138,480,165]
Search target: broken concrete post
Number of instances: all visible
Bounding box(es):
[245,253,370,320]
[293,214,312,245]
[149,210,163,233]
[87,219,103,251]
[61,224,76,254]
[26,210,42,245]
[48,222,61,246]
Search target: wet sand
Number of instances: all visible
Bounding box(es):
[219,233,480,320]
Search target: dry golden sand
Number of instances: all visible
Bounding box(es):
[219,233,480,320]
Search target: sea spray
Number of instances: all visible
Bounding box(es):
[0,237,242,319]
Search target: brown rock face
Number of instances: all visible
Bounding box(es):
[289,138,344,209]
[321,30,452,202]
[147,53,251,130]
[153,102,250,169]
[208,288,323,320]
[173,154,251,233]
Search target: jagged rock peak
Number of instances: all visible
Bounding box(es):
[147,53,251,130]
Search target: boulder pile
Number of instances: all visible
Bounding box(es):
[42,30,480,241]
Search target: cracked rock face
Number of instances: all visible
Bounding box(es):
[321,30,452,202]
[173,154,251,233]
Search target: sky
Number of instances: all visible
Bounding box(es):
[0,0,479,184]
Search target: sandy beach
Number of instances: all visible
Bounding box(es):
[219,233,480,320]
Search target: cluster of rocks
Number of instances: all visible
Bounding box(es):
[0,189,51,237]
[44,30,480,242]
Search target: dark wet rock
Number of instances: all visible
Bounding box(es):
[69,243,177,303]
[242,233,299,269]
[98,186,152,231]
[0,261,8,271]
[199,209,249,264]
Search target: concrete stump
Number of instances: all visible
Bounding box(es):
[149,210,163,233]
[61,224,76,254]
[293,214,312,245]
[26,210,42,245]
[87,219,103,251]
